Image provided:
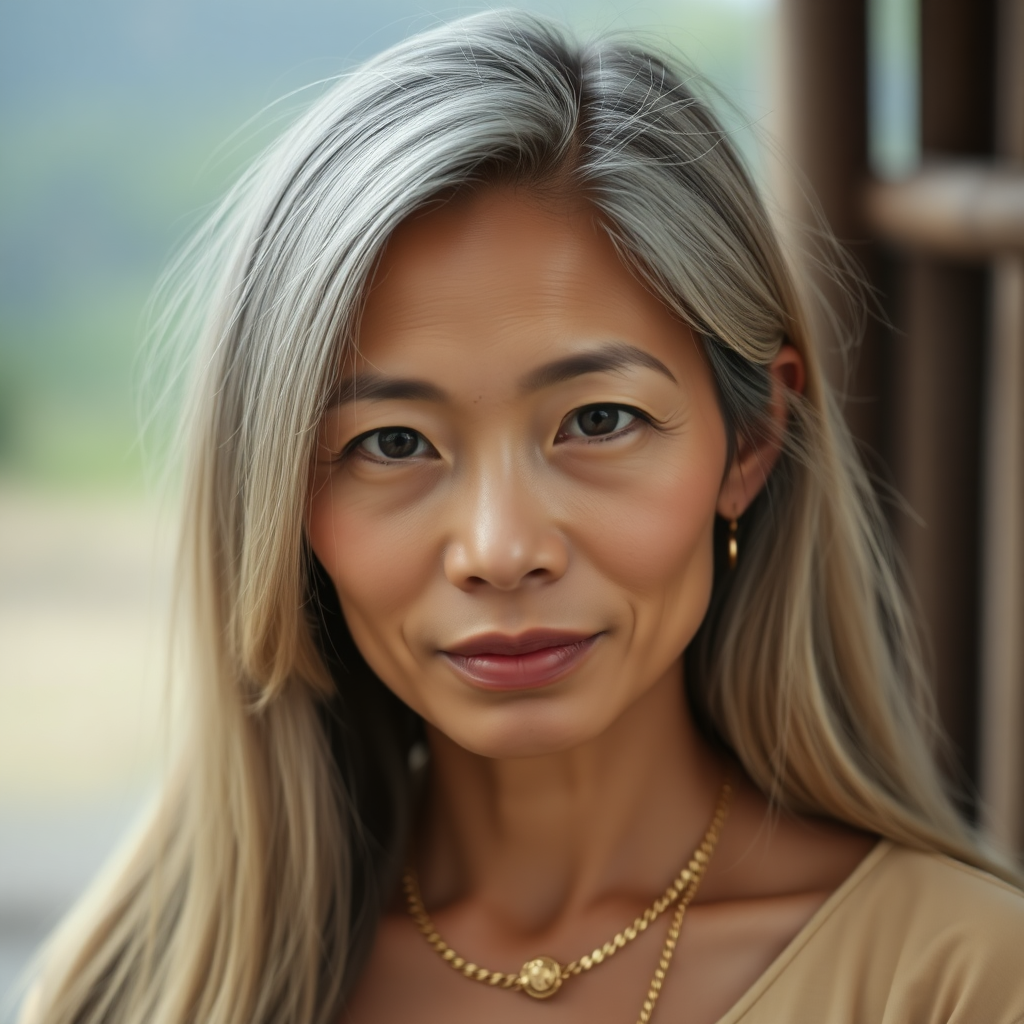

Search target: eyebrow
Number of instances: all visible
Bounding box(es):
[518,342,677,392]
[330,374,448,405]
[330,341,676,406]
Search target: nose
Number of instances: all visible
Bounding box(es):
[442,454,569,592]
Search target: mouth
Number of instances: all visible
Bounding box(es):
[440,629,602,691]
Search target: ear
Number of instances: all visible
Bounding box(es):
[716,344,805,519]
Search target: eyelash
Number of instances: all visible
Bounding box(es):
[341,403,654,464]
[555,403,652,443]
[344,427,438,464]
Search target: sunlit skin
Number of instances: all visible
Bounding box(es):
[307,187,875,1024]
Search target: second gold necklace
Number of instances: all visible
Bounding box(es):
[403,777,732,1022]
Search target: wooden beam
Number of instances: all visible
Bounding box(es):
[865,163,1024,259]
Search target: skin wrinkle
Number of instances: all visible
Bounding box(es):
[308,186,870,1024]
[329,341,678,408]
[310,187,725,729]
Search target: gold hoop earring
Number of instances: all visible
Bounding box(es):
[727,518,739,570]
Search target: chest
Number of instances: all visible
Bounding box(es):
[342,893,827,1024]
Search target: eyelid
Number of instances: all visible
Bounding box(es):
[556,403,656,442]
[342,426,438,463]
[342,427,379,455]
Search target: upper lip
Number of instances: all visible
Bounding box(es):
[442,629,598,657]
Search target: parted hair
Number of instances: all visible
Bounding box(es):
[26,11,1013,1024]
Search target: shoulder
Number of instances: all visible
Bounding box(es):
[725,841,1024,1024]
[865,842,1024,940]
[818,842,1024,1022]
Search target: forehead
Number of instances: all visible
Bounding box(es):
[353,186,700,380]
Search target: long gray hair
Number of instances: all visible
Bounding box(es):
[27,11,1013,1024]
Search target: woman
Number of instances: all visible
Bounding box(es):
[26,12,1024,1024]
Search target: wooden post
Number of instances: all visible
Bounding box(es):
[890,256,985,790]
[774,0,868,241]
[886,0,997,797]
[979,0,1024,852]
[774,0,889,466]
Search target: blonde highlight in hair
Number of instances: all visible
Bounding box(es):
[26,11,1018,1024]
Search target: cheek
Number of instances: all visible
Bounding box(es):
[306,479,436,642]
[583,472,715,589]
[568,429,724,643]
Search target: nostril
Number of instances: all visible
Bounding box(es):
[443,532,570,591]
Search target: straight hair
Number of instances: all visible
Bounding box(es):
[26,11,1018,1024]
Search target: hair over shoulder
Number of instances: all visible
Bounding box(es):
[25,11,1017,1024]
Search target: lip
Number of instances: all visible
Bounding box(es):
[441,629,601,691]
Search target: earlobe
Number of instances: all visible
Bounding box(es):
[716,343,805,518]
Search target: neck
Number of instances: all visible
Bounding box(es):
[416,664,726,934]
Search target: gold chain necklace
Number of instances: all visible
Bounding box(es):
[403,778,732,1023]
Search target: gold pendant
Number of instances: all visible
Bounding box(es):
[520,956,563,999]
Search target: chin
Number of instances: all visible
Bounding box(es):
[429,696,616,760]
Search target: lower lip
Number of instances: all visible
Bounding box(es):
[442,636,600,691]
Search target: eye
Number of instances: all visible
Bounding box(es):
[557,404,642,442]
[354,427,435,462]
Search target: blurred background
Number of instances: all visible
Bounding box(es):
[2,0,1021,1020]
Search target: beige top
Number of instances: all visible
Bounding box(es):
[718,841,1024,1024]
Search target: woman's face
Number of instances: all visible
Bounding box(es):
[308,187,730,759]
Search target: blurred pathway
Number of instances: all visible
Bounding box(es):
[0,487,174,1022]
